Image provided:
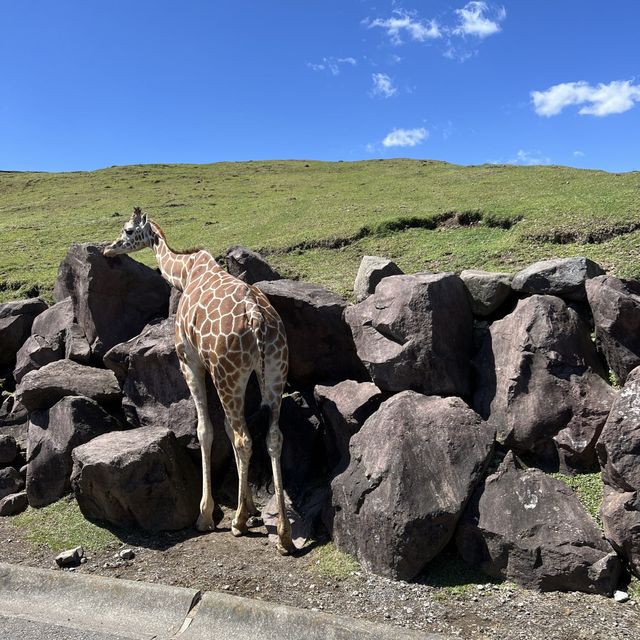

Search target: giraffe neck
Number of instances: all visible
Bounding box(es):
[149,222,197,291]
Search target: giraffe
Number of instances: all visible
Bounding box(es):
[103,207,294,555]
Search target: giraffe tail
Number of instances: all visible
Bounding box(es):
[247,298,267,392]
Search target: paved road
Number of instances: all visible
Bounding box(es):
[0,615,132,640]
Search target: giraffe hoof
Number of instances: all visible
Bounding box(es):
[195,515,216,532]
[246,515,264,529]
[231,519,248,537]
[276,540,294,556]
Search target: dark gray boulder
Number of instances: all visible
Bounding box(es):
[597,366,640,576]
[0,434,18,465]
[314,380,383,473]
[71,426,200,531]
[13,298,75,383]
[0,491,28,516]
[345,273,473,396]
[473,295,615,471]
[15,359,121,413]
[279,391,326,495]
[64,323,92,364]
[226,246,283,285]
[353,256,403,303]
[0,466,24,501]
[54,243,170,359]
[600,487,640,579]
[255,279,367,387]
[459,269,513,317]
[0,298,48,368]
[0,395,28,428]
[103,318,232,473]
[511,257,605,301]
[331,391,494,581]
[168,288,182,316]
[237,390,326,502]
[26,396,120,508]
[456,452,621,595]
[586,275,640,385]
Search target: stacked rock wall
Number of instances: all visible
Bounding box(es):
[2,247,640,597]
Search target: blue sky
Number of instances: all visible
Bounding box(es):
[2,1,639,172]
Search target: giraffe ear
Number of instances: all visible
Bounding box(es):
[141,213,148,226]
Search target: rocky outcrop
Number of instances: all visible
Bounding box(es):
[71,427,200,531]
[586,275,640,385]
[345,273,473,396]
[54,243,170,358]
[0,298,48,368]
[26,395,120,508]
[460,269,513,317]
[597,366,640,576]
[331,391,494,581]
[15,359,121,413]
[314,380,383,473]
[456,452,621,595]
[13,298,75,383]
[473,295,615,471]
[226,246,283,284]
[255,279,367,387]
[353,256,403,302]
[511,257,605,301]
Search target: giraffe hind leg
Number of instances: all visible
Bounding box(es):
[224,417,262,527]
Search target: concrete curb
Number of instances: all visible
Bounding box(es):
[0,562,446,640]
[181,590,444,640]
[0,562,199,639]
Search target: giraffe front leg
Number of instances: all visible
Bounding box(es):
[195,419,216,532]
[178,351,216,532]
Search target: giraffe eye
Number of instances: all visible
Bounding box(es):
[124,228,133,235]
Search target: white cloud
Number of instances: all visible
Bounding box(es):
[371,73,397,98]
[573,150,585,157]
[367,10,441,45]
[382,127,428,147]
[454,2,506,38]
[532,80,640,117]
[509,150,551,166]
[306,57,357,76]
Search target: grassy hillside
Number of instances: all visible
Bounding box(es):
[1,159,639,303]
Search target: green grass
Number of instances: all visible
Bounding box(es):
[551,472,604,527]
[310,541,360,580]
[1,159,640,303]
[11,495,122,552]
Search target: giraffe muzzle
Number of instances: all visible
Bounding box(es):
[103,241,123,257]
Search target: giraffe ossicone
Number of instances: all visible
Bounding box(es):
[104,206,294,555]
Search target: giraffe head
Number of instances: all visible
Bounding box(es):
[103,207,154,257]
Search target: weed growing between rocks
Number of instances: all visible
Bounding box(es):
[550,472,604,527]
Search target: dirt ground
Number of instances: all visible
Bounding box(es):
[1,505,639,640]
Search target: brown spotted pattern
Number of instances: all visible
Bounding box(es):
[104,208,294,554]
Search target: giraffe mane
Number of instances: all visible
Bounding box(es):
[150,219,204,255]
